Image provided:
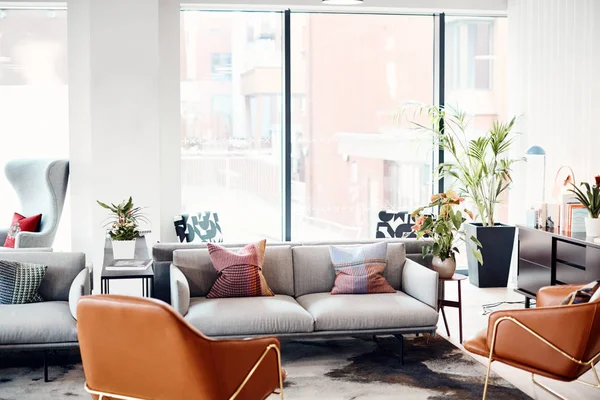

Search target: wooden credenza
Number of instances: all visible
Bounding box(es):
[516,225,600,307]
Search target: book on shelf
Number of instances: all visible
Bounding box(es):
[105,259,152,271]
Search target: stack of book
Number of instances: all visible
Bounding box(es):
[105,259,152,271]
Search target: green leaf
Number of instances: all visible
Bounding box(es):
[470,235,482,248]
[472,248,483,265]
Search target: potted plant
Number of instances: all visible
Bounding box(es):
[408,190,482,279]
[569,176,600,237]
[405,105,524,287]
[97,197,148,259]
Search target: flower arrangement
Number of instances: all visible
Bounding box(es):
[569,176,600,219]
[97,197,148,241]
[409,190,483,264]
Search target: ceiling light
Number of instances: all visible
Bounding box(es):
[322,0,363,5]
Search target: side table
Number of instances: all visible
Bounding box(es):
[438,273,467,343]
[100,264,154,297]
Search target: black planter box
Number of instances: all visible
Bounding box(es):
[465,222,516,288]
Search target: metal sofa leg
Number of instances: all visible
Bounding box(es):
[43,350,49,382]
[393,334,404,365]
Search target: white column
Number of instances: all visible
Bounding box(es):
[68,0,180,291]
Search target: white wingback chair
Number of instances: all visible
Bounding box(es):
[0,159,69,249]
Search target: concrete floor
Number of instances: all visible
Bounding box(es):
[439,281,599,399]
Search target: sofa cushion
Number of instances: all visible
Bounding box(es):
[185,295,314,336]
[296,291,439,332]
[173,245,294,297]
[206,240,274,298]
[0,301,77,345]
[293,243,406,297]
[0,260,47,304]
[329,242,395,295]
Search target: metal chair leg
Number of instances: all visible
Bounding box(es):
[43,350,49,382]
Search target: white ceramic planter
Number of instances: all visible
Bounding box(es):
[585,217,600,238]
[112,239,136,259]
[432,256,457,279]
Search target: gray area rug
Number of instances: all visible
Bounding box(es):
[0,335,529,399]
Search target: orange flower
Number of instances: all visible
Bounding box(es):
[446,189,462,202]
[412,215,426,231]
[464,209,474,220]
[431,193,443,202]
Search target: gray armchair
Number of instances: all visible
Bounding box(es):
[0,159,69,249]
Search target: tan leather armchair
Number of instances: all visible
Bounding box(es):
[77,295,285,400]
[464,284,600,400]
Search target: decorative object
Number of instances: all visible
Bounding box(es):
[569,177,600,237]
[97,197,148,260]
[403,105,522,288]
[525,145,546,205]
[173,212,223,243]
[375,210,415,238]
[0,260,47,304]
[0,336,531,400]
[3,212,42,248]
[206,239,274,298]
[329,241,395,294]
[567,203,587,233]
[407,190,482,280]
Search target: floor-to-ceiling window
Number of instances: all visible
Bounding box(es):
[0,9,69,249]
[290,13,435,240]
[180,10,507,243]
[180,11,284,242]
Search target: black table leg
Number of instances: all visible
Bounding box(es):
[525,297,531,308]
[440,302,450,336]
[458,280,463,344]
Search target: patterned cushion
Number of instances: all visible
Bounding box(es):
[206,240,274,298]
[3,213,42,248]
[0,260,47,304]
[561,280,600,305]
[174,212,223,243]
[329,242,395,295]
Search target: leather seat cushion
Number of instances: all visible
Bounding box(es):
[0,301,77,345]
[186,295,314,336]
[296,291,439,332]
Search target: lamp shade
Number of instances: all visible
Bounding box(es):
[526,145,546,156]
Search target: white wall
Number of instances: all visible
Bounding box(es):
[68,0,180,291]
[508,0,600,221]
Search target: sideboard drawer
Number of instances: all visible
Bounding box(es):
[518,259,552,295]
[518,228,552,266]
[556,240,586,267]
[556,261,587,284]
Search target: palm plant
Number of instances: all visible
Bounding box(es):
[97,197,148,241]
[402,104,523,226]
[569,178,600,218]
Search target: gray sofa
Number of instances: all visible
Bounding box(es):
[0,252,89,381]
[168,240,439,357]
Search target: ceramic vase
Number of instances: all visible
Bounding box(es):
[432,256,457,279]
[112,239,136,259]
[585,217,600,237]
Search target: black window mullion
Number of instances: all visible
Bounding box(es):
[283,9,292,242]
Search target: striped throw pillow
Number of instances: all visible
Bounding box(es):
[206,240,274,298]
[562,280,600,305]
[329,242,395,295]
[0,260,47,304]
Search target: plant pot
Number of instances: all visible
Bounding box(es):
[112,239,136,259]
[585,217,600,237]
[464,222,516,288]
[432,256,456,279]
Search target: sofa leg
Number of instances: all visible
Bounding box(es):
[393,334,404,365]
[43,351,49,382]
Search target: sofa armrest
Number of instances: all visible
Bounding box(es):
[170,264,190,316]
[69,268,91,319]
[401,258,438,309]
[15,231,51,249]
[0,228,7,245]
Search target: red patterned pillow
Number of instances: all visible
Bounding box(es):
[206,240,274,298]
[3,213,42,248]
